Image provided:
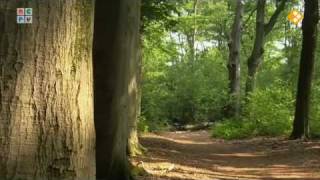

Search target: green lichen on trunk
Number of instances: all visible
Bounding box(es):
[0,1,96,179]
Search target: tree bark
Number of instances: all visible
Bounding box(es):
[93,0,141,179]
[290,0,319,139]
[187,0,199,64]
[0,1,95,179]
[245,0,266,95]
[245,0,288,95]
[226,0,243,118]
[128,36,143,157]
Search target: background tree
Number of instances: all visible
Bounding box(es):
[141,0,179,32]
[0,1,95,179]
[141,0,232,127]
[127,0,180,156]
[226,0,244,118]
[93,0,141,179]
[245,0,288,95]
[290,0,319,139]
[138,0,320,139]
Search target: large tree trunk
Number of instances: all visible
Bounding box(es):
[0,1,95,179]
[245,0,288,95]
[93,0,141,179]
[290,0,319,139]
[128,37,143,157]
[226,0,243,118]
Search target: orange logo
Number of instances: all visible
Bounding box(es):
[287,10,303,25]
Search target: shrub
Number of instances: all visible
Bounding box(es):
[138,115,171,133]
[212,84,295,139]
[211,119,254,140]
[244,85,294,136]
[310,83,320,138]
[138,116,149,133]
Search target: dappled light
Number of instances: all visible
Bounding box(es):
[133,131,320,180]
[1,0,320,179]
[136,1,320,179]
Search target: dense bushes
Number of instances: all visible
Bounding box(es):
[212,77,320,140]
[140,53,228,131]
[140,23,229,131]
[212,84,295,139]
[310,83,320,138]
[139,1,320,138]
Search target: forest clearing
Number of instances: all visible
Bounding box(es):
[1,0,320,179]
[133,131,320,180]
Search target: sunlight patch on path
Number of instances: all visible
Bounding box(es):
[134,131,320,180]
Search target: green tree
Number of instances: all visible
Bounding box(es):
[245,0,288,95]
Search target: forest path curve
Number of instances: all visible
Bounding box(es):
[132,131,320,180]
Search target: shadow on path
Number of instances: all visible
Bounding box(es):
[132,131,320,180]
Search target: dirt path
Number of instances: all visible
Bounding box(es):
[132,131,320,180]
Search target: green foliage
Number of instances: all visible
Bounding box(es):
[211,119,254,140]
[138,116,149,133]
[245,83,295,136]
[310,82,320,138]
[140,1,230,131]
[310,35,320,138]
[141,37,229,127]
[212,83,295,139]
[138,115,171,133]
[140,0,320,139]
[141,0,179,31]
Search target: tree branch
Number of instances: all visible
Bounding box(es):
[264,0,288,36]
[242,6,257,31]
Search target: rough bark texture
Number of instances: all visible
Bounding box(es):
[128,37,143,157]
[245,0,287,95]
[93,0,141,179]
[226,0,243,118]
[0,1,95,180]
[290,0,319,139]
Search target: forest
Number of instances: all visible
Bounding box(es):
[0,0,319,180]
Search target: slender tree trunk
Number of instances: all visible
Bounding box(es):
[93,0,141,179]
[226,0,243,118]
[245,0,266,95]
[0,1,95,179]
[245,0,288,95]
[290,0,319,139]
[187,0,199,64]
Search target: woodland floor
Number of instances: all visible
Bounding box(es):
[132,131,320,180]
